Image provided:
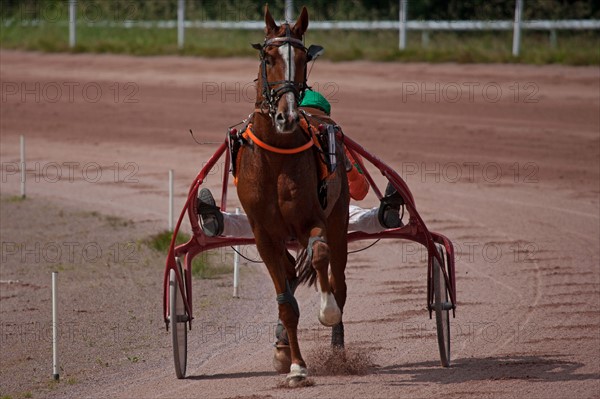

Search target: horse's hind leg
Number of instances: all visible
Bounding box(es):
[309,227,342,327]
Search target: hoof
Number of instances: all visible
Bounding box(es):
[287,376,306,388]
[273,345,291,374]
[286,364,308,387]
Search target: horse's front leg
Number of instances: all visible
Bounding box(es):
[253,233,307,382]
[309,227,342,327]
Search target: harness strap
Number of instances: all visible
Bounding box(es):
[243,127,314,155]
[264,36,305,48]
[241,119,321,155]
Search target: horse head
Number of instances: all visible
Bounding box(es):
[253,6,309,134]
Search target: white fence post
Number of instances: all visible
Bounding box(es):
[285,0,294,22]
[399,0,408,50]
[512,0,524,56]
[233,207,241,298]
[20,135,26,199]
[549,29,557,48]
[52,272,59,381]
[421,30,430,47]
[69,0,76,48]
[177,0,185,50]
[168,170,174,231]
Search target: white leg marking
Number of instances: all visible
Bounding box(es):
[287,363,308,381]
[318,289,342,327]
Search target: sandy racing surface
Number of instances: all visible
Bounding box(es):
[1,50,599,398]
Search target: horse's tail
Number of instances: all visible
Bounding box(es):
[295,248,317,287]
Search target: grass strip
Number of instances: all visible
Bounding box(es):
[1,23,598,65]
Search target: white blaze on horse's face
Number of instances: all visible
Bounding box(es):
[275,43,300,134]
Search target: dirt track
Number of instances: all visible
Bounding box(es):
[1,50,599,398]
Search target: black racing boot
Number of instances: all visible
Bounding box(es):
[197,188,224,237]
[377,182,404,229]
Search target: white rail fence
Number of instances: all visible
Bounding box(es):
[3,0,599,56]
[8,18,600,30]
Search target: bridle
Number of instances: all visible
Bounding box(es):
[253,24,308,119]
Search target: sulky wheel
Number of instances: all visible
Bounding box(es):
[433,244,451,367]
[170,257,188,378]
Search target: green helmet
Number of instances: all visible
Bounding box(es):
[300,90,331,115]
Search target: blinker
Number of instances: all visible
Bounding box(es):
[307,44,324,62]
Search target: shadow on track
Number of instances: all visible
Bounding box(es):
[377,355,599,386]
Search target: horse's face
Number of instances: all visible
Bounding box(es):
[262,35,307,134]
[256,6,309,134]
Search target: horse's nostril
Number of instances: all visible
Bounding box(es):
[275,113,285,124]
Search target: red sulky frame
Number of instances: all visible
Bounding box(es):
[162,131,457,331]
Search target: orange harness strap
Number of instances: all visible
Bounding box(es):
[242,121,317,155]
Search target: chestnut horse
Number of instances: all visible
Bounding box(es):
[235,6,349,384]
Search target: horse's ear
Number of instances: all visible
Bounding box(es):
[264,5,278,34]
[293,6,309,36]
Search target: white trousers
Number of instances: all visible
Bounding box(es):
[222,205,384,238]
